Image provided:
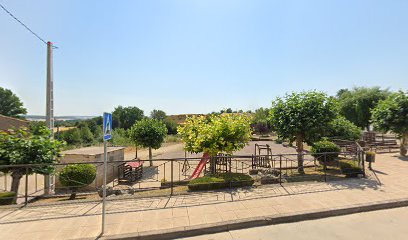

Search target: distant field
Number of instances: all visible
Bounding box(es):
[54,126,76,133]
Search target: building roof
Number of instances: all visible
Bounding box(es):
[0,114,30,131]
[62,146,125,155]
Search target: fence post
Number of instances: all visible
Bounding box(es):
[361,151,366,177]
[170,160,174,196]
[25,167,29,206]
[324,153,327,182]
[279,155,282,185]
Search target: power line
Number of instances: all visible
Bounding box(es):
[0,2,58,48]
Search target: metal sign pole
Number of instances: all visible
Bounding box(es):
[101,112,112,236]
[102,139,107,234]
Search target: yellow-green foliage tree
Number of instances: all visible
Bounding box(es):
[178,114,252,173]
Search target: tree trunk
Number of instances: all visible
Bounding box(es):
[296,137,305,174]
[135,145,138,159]
[69,188,77,200]
[149,147,153,166]
[10,170,24,202]
[401,133,408,156]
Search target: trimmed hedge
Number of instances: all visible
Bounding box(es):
[188,173,254,191]
[311,139,341,163]
[339,160,363,177]
[0,191,16,205]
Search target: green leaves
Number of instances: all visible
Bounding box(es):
[326,116,362,141]
[372,91,408,135]
[128,118,167,149]
[0,126,64,174]
[337,87,390,129]
[269,91,338,145]
[112,106,144,130]
[177,114,252,155]
[59,164,96,188]
[0,87,27,118]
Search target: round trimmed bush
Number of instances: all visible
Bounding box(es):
[311,140,340,163]
[59,164,96,200]
[0,191,16,205]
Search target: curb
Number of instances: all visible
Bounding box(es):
[99,198,408,240]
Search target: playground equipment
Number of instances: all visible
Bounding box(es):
[213,153,232,173]
[189,152,210,180]
[252,143,273,169]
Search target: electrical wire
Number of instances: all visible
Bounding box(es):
[0,2,58,48]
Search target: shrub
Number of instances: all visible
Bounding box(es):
[164,119,178,135]
[311,139,341,163]
[188,173,254,191]
[59,164,97,200]
[60,128,82,145]
[0,191,16,205]
[111,128,131,146]
[339,160,363,177]
[79,125,94,145]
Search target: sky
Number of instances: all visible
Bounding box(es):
[1,0,408,116]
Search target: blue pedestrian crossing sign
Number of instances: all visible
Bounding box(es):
[103,112,112,141]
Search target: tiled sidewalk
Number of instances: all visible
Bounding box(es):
[0,153,407,240]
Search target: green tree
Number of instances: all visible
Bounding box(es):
[0,126,63,199]
[372,91,408,156]
[252,107,271,134]
[163,118,178,135]
[59,164,96,200]
[270,91,338,173]
[150,109,167,121]
[178,114,252,173]
[79,125,94,145]
[128,119,167,166]
[326,116,362,141]
[112,106,144,130]
[150,109,178,134]
[0,87,27,118]
[337,87,390,130]
[60,128,82,145]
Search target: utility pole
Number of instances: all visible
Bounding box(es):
[44,41,54,195]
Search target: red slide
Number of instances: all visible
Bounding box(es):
[189,152,210,180]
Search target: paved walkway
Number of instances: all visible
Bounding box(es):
[0,153,407,239]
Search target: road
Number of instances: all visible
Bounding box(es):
[179,207,408,240]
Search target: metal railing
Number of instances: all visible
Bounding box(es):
[0,150,366,209]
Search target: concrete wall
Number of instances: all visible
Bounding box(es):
[55,148,124,192]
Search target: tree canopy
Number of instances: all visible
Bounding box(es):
[337,87,390,130]
[112,106,144,129]
[128,118,167,149]
[177,114,252,156]
[0,126,63,196]
[128,118,167,165]
[0,87,27,118]
[269,91,338,173]
[372,91,408,156]
[150,109,167,121]
[326,116,362,141]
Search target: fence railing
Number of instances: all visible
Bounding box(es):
[0,150,365,208]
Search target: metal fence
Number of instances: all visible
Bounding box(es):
[0,149,365,209]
